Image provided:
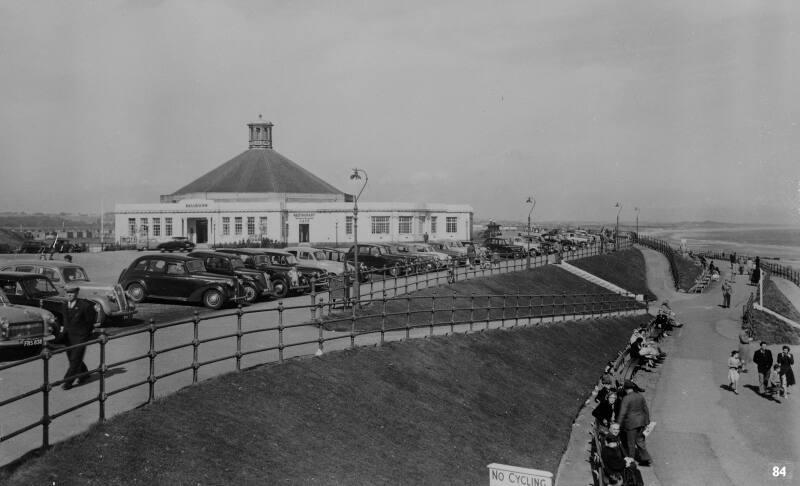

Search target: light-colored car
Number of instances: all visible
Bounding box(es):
[431,240,469,264]
[284,247,350,276]
[0,288,57,353]
[0,260,136,324]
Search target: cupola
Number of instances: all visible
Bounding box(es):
[248,114,273,149]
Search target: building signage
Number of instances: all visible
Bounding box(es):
[180,199,212,209]
[487,464,552,486]
[292,212,316,223]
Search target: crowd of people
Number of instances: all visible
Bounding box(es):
[749,342,795,399]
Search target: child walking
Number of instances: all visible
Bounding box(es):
[728,350,742,394]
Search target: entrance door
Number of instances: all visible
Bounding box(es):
[298,224,310,243]
[196,220,208,244]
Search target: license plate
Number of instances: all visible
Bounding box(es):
[23,338,43,346]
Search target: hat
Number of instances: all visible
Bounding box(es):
[623,379,641,391]
[65,285,80,294]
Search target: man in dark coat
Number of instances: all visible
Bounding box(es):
[753,341,774,394]
[61,285,97,390]
[617,379,652,466]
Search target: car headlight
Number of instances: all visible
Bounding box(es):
[0,317,9,339]
[106,293,117,302]
[44,314,56,324]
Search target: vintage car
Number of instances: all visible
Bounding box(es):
[345,244,414,276]
[0,285,57,355]
[18,240,48,254]
[429,240,469,265]
[118,255,247,310]
[387,243,450,271]
[284,246,352,276]
[216,248,313,298]
[510,236,544,256]
[482,238,526,259]
[0,260,136,324]
[187,250,272,303]
[155,237,196,253]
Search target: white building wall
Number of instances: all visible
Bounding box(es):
[115,199,472,247]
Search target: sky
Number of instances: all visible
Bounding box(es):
[1,0,799,225]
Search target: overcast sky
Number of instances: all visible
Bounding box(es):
[1,0,799,225]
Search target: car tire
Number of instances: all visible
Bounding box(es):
[242,283,258,304]
[203,289,224,310]
[126,283,146,303]
[272,279,289,299]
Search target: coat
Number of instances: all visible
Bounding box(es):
[753,348,774,374]
[592,398,620,425]
[63,298,96,341]
[777,352,796,386]
[617,391,649,430]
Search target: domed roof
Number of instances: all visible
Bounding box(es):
[169,148,342,196]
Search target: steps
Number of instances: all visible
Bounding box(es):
[558,261,644,301]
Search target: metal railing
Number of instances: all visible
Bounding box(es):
[637,236,682,290]
[0,284,645,465]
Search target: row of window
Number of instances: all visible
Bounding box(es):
[128,215,458,237]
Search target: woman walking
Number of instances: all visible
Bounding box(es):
[777,346,795,398]
[728,350,742,394]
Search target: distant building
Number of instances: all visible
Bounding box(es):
[114,117,472,246]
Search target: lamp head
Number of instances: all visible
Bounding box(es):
[350,169,362,180]
[526,197,533,204]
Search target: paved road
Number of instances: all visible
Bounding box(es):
[645,251,799,485]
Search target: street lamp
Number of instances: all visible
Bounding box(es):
[350,168,368,306]
[634,207,640,241]
[614,202,622,249]
[526,196,535,269]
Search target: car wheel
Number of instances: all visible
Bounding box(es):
[203,289,224,310]
[126,283,146,303]
[243,283,258,304]
[272,279,289,299]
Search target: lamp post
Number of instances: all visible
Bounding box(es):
[350,168,368,306]
[526,196,535,269]
[634,207,640,241]
[614,202,622,250]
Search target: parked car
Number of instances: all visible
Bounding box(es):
[187,250,272,303]
[18,240,48,254]
[284,246,349,277]
[388,243,450,271]
[510,236,543,256]
[345,244,414,276]
[117,255,247,310]
[154,237,196,253]
[0,284,57,356]
[430,240,469,265]
[314,247,367,282]
[216,248,312,298]
[482,238,526,259]
[0,260,136,324]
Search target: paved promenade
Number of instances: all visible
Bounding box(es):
[558,248,799,485]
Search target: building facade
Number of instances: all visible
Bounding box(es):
[114,118,472,247]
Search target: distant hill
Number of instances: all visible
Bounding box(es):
[0,213,99,228]
[0,228,25,249]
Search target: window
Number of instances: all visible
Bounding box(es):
[222,217,230,236]
[247,217,255,236]
[166,262,186,275]
[165,218,173,237]
[235,217,242,235]
[152,218,161,237]
[446,217,457,233]
[140,218,148,235]
[398,216,412,234]
[371,216,390,234]
[259,217,268,236]
[346,216,353,235]
[431,216,437,234]
[418,216,425,233]
[128,218,136,237]
[146,259,167,273]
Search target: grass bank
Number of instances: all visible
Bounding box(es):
[2,315,650,485]
[571,248,657,301]
[323,265,637,332]
[762,279,800,323]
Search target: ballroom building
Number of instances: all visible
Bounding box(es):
[114,117,473,247]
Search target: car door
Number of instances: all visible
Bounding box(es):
[143,259,170,297]
[161,260,193,298]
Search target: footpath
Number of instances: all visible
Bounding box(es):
[557,248,800,486]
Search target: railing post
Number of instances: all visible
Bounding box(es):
[317,309,325,356]
[515,290,520,327]
[406,295,412,340]
[486,295,491,330]
[501,295,507,328]
[450,293,456,334]
[98,331,108,422]
[430,294,436,336]
[191,312,200,384]
[149,317,157,402]
[469,293,475,332]
[236,305,243,372]
[41,347,51,451]
[380,292,387,346]
[309,277,317,322]
[278,302,286,361]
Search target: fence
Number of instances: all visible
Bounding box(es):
[0,284,645,466]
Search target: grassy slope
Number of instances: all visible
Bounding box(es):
[570,248,657,301]
[3,315,650,486]
[324,265,631,332]
[673,254,703,292]
[762,279,800,323]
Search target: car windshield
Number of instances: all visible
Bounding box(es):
[313,251,326,260]
[186,260,206,273]
[62,267,90,282]
[252,255,269,265]
[449,241,464,248]
[230,258,245,269]
[23,277,59,297]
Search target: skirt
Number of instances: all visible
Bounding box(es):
[728,368,740,384]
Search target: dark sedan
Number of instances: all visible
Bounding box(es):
[118,255,246,310]
[155,237,196,253]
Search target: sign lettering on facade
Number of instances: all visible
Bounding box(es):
[487,464,552,486]
[292,212,316,223]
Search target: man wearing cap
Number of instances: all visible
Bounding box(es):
[61,285,97,390]
[617,379,652,467]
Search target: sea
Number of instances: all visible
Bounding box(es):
[645,225,800,270]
